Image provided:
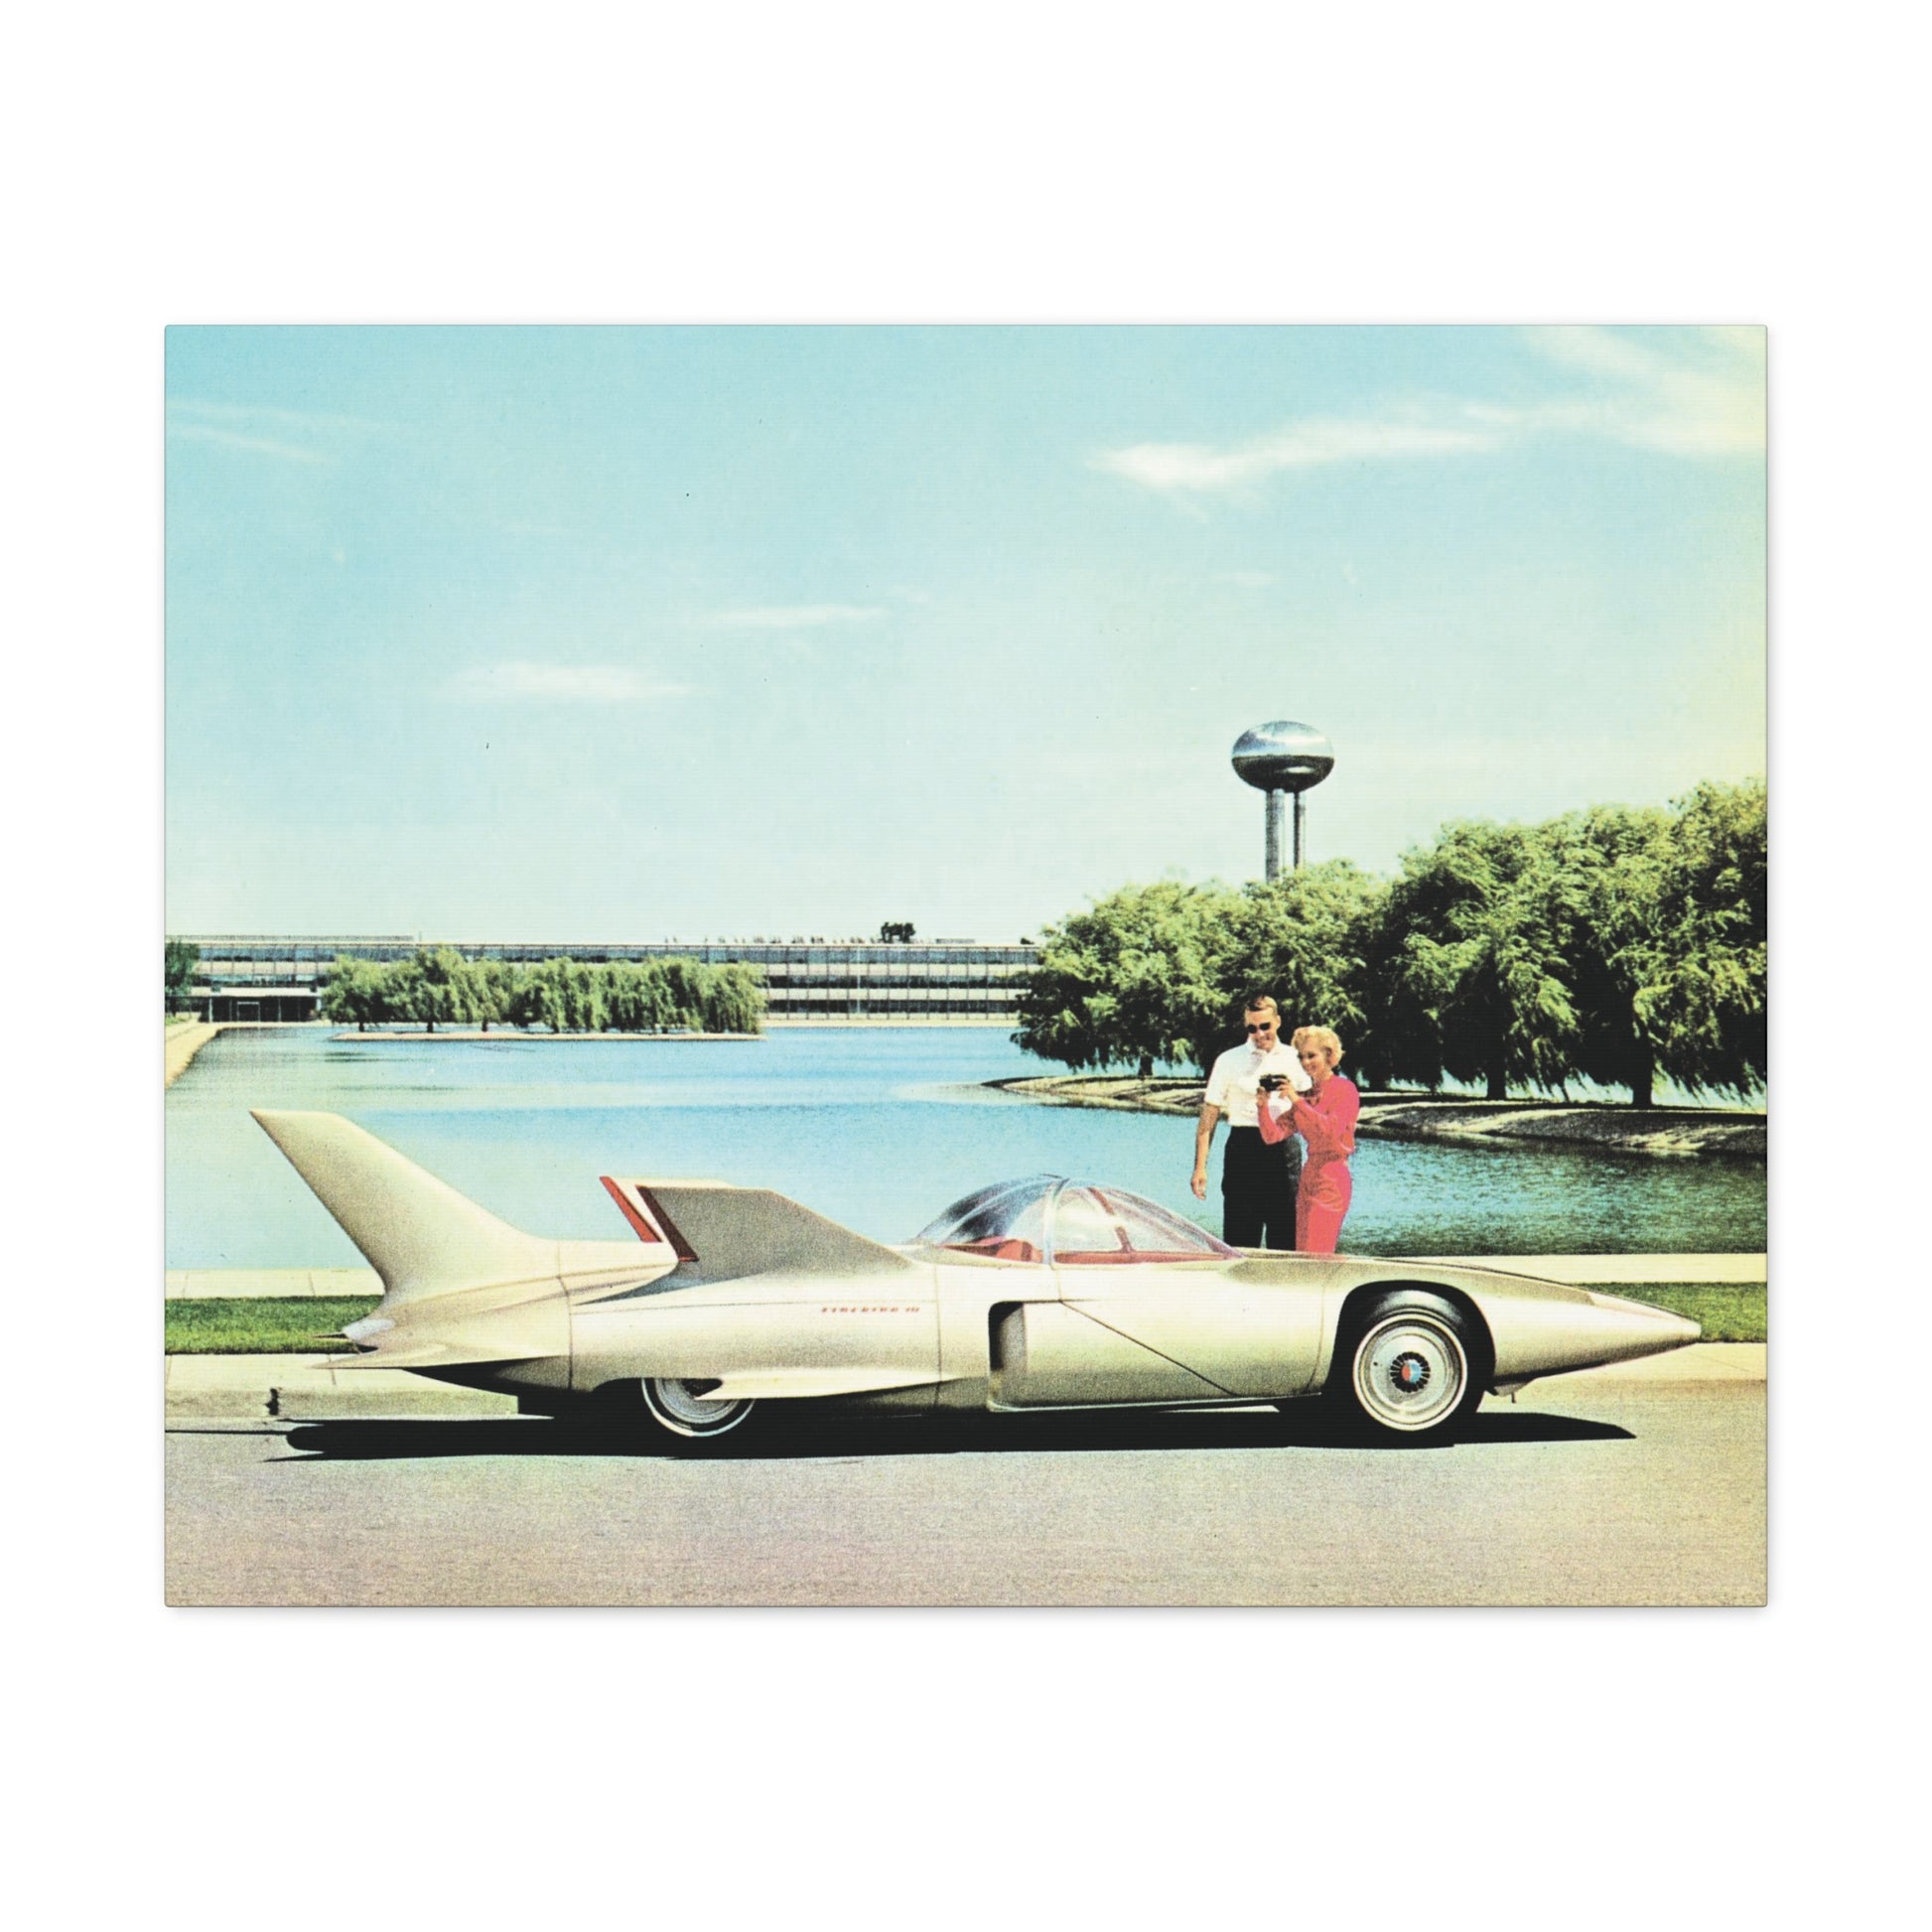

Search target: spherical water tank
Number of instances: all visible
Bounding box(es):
[1231,720,1335,794]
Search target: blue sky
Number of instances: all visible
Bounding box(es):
[165,326,1764,942]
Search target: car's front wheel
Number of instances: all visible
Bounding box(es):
[640,1376,757,1442]
[1331,1293,1485,1442]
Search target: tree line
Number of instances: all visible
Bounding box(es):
[166,939,200,1014]
[1015,778,1765,1107]
[319,949,766,1035]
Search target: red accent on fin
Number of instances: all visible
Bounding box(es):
[602,1176,666,1246]
[600,1176,698,1263]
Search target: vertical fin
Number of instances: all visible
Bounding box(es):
[252,1110,557,1304]
[604,1179,915,1282]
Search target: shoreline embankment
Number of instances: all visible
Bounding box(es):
[334,1020,1016,1036]
[989,1075,1765,1162]
[165,1021,223,1085]
[328,1028,763,1042]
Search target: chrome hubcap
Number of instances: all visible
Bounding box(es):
[1353,1314,1467,1431]
[644,1377,753,1438]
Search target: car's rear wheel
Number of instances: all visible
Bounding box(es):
[640,1376,756,1442]
[1332,1293,1485,1441]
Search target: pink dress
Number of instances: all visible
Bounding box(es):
[1260,1075,1359,1253]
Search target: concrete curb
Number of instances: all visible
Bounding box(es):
[1411,1254,1766,1285]
[165,1342,1766,1422]
[165,1354,516,1420]
[1532,1342,1765,1384]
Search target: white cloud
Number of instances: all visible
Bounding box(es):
[707,604,886,629]
[446,662,690,703]
[1517,325,1765,457]
[168,422,329,464]
[1096,414,1499,494]
[166,398,386,465]
[1096,328,1764,498]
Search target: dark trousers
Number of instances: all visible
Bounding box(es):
[1222,1127,1301,1250]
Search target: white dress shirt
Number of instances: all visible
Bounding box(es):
[1203,1039,1310,1128]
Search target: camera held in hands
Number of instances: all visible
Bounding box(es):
[1257,1073,1287,1092]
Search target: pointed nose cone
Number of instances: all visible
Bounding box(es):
[1581,1292,1702,1365]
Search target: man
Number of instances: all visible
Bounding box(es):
[1190,994,1310,1249]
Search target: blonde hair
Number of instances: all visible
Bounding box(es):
[1292,1025,1343,1069]
[1243,994,1280,1019]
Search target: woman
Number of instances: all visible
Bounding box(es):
[1258,1025,1358,1253]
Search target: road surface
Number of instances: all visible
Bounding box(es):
[165,1381,1764,1606]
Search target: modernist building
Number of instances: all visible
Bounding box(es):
[183,935,1039,1024]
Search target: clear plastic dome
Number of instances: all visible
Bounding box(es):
[912,1176,1235,1265]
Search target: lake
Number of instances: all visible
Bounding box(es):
[165,1026,1767,1268]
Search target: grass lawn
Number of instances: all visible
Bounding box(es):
[1593,1282,1766,1343]
[166,1297,380,1354]
[164,1285,1765,1353]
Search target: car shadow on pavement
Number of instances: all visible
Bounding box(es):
[274,1403,1631,1463]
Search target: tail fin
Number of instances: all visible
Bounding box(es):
[253,1110,558,1304]
[614,1178,915,1284]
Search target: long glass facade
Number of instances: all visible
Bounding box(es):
[181,936,1040,1022]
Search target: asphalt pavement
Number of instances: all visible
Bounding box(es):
[164,1377,1765,1606]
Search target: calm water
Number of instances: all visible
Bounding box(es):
[165,1026,1767,1268]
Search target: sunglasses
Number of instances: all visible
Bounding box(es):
[1245,1021,1276,1035]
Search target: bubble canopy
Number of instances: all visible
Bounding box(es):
[911,1176,1237,1266]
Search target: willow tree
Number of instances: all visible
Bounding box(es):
[1214,861,1384,1077]
[165,939,200,1016]
[700,962,766,1035]
[515,957,607,1033]
[1372,821,1586,1099]
[1649,778,1767,1098]
[470,959,518,1033]
[321,954,385,1031]
[1555,782,1765,1105]
[1556,804,1676,1108]
[603,962,661,1033]
[393,948,479,1033]
[1015,880,1236,1076]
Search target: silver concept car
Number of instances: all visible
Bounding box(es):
[255,1109,1701,1444]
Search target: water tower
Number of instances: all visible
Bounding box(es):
[1232,720,1335,880]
